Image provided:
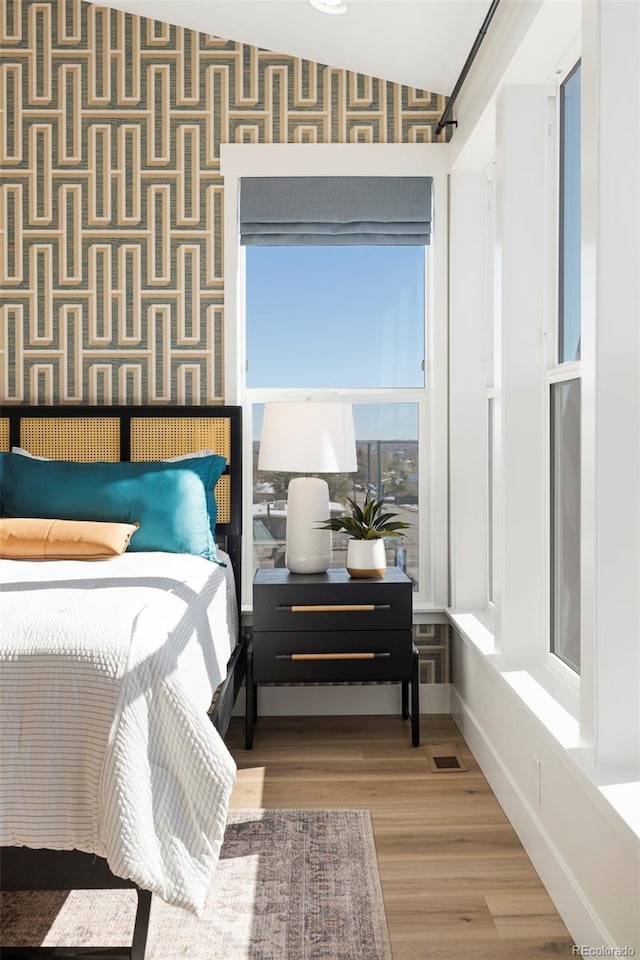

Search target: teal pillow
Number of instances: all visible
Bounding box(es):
[0,452,227,560]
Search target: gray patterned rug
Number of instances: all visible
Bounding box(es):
[1,809,392,960]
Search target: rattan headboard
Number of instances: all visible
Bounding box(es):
[0,405,242,598]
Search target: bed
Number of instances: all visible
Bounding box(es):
[0,405,245,960]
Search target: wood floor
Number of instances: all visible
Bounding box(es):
[226,713,576,960]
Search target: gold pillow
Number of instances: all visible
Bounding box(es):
[0,518,139,560]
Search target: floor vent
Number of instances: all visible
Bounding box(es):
[433,755,462,770]
[426,742,468,773]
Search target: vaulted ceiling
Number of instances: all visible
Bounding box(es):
[95,0,494,95]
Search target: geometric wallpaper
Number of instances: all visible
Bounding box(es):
[0,0,448,406]
[414,623,450,684]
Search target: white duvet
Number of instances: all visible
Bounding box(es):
[0,551,239,913]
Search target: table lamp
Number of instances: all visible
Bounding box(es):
[258,401,357,573]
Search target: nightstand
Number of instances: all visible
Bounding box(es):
[246,567,419,748]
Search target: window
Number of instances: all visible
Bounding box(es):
[246,244,425,591]
[242,175,431,597]
[550,379,581,672]
[485,164,497,611]
[559,62,581,363]
[487,394,496,605]
[221,146,449,610]
[550,61,581,675]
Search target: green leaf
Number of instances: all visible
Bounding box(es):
[347,496,365,525]
[316,494,408,540]
[378,522,410,534]
[371,511,400,528]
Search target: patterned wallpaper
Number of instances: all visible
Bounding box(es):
[0,0,447,406]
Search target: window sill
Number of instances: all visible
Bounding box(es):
[446,608,497,656]
[448,609,640,852]
[412,602,448,620]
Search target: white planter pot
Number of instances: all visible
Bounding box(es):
[346,538,386,578]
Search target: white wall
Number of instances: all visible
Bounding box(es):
[448,0,640,951]
[233,681,451,718]
[579,0,640,770]
[448,168,489,610]
[452,630,639,949]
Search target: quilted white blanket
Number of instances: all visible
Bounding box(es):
[0,552,238,914]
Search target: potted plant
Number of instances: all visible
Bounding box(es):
[319,496,410,578]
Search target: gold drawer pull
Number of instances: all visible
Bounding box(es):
[282,604,391,613]
[276,652,391,661]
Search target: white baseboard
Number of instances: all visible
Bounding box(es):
[451,686,613,948]
[232,682,450,716]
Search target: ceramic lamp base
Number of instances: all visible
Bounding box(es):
[285,476,332,574]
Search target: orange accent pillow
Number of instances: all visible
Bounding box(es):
[0,518,139,560]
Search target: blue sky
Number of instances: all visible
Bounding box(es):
[246,245,424,390]
[246,245,424,441]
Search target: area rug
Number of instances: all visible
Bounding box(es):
[1,809,392,960]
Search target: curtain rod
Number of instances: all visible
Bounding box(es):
[437,0,502,134]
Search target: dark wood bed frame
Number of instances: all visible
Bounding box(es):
[0,405,246,960]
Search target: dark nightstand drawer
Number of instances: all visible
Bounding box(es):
[247,568,419,748]
[252,629,413,682]
[254,577,410,632]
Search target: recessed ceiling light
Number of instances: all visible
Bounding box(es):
[308,0,348,15]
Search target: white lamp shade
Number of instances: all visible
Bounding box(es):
[258,402,357,473]
[258,402,356,574]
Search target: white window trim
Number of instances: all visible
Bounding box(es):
[484,161,497,624]
[541,49,583,703]
[220,143,450,611]
[542,362,581,708]
[542,41,582,372]
[450,48,585,715]
[483,161,496,391]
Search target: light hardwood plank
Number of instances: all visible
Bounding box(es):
[226,713,576,959]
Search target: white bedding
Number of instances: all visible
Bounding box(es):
[0,551,239,913]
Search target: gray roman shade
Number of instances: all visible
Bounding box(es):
[239,176,432,246]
